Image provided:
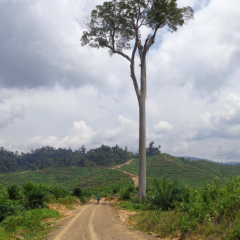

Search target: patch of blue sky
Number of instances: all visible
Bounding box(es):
[193,0,211,12]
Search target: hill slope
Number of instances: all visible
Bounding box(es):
[121,153,240,186]
[1,153,240,192]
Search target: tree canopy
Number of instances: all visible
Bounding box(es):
[81,0,194,61]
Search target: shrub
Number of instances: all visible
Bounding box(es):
[7,184,22,200]
[119,188,130,200]
[0,208,60,238]
[127,184,135,193]
[112,186,120,194]
[229,220,240,240]
[72,187,83,198]
[71,187,90,204]
[82,189,91,198]
[131,197,140,204]
[0,198,16,222]
[23,182,49,209]
[147,177,185,210]
[0,226,10,239]
[50,187,69,200]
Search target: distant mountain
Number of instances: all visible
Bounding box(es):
[177,156,219,163]
[224,161,240,165]
[177,156,240,165]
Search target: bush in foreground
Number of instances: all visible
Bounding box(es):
[23,182,50,209]
[0,208,60,239]
[147,177,185,210]
[124,177,240,239]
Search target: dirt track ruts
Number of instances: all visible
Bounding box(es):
[47,199,155,240]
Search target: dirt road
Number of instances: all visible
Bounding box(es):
[47,199,155,240]
[111,159,139,187]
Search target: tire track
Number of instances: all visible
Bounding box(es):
[47,200,155,240]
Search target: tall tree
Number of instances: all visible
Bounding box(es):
[81,0,194,200]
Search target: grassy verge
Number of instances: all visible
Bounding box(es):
[115,177,240,240]
[0,182,86,240]
[0,208,61,240]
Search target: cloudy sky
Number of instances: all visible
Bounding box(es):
[0,0,239,162]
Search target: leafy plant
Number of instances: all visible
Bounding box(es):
[0,208,60,239]
[23,182,49,209]
[50,187,69,200]
[0,198,17,222]
[119,188,131,200]
[7,184,22,200]
[72,187,83,198]
[147,177,184,210]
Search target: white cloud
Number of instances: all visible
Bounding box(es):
[24,120,94,151]
[173,142,189,155]
[192,93,240,140]
[0,104,25,129]
[153,121,173,134]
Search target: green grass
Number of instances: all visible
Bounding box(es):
[0,194,82,240]
[0,208,61,240]
[49,196,80,209]
[115,201,146,211]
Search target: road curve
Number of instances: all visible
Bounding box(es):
[47,199,155,240]
[111,159,139,187]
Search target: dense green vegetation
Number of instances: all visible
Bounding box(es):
[121,154,240,186]
[0,182,88,239]
[0,173,135,239]
[0,144,134,173]
[120,177,240,239]
[0,167,133,197]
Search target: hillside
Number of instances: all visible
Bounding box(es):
[0,166,134,197]
[121,153,240,186]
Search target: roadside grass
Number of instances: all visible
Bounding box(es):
[0,226,10,240]
[49,196,80,210]
[115,198,147,212]
[0,183,87,240]
[0,208,61,240]
[116,177,240,240]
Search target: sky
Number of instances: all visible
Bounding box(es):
[0,0,240,163]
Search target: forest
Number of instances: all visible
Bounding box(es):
[0,144,134,173]
[0,142,161,173]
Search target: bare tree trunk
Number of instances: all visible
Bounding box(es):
[138,55,147,201]
[138,97,146,201]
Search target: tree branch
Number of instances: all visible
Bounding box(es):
[144,24,160,54]
[106,44,131,62]
[130,30,141,98]
[130,62,141,99]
